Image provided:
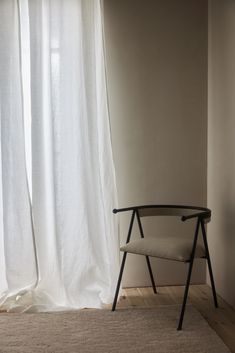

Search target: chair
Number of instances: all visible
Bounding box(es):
[111,205,218,330]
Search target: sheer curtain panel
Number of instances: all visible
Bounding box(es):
[0,0,37,306]
[0,0,119,312]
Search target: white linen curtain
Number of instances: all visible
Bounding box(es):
[0,0,37,306]
[0,0,119,311]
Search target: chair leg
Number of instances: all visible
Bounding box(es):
[112,252,127,311]
[177,218,200,330]
[201,221,218,308]
[145,256,157,294]
[207,255,218,308]
[177,258,194,330]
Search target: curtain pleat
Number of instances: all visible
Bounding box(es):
[0,0,37,302]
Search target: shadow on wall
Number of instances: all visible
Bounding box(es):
[220,175,235,307]
[208,0,235,308]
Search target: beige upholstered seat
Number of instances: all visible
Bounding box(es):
[120,236,205,262]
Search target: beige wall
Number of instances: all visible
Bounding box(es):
[103,0,208,287]
[208,0,235,308]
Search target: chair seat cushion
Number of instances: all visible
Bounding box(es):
[120,237,205,262]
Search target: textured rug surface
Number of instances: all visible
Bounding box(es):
[0,305,231,353]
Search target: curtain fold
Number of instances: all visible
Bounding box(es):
[0,0,37,302]
[0,0,119,312]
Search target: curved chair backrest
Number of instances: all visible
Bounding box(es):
[137,205,211,223]
[113,205,211,223]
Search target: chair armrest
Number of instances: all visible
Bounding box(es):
[181,210,211,222]
[113,207,135,214]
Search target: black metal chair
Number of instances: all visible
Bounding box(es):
[111,205,218,330]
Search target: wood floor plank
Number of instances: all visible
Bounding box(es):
[125,288,147,307]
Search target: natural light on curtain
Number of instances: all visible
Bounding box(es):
[0,0,119,312]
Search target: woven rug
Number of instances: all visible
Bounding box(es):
[0,305,230,353]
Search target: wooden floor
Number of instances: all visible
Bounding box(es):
[107,285,235,353]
